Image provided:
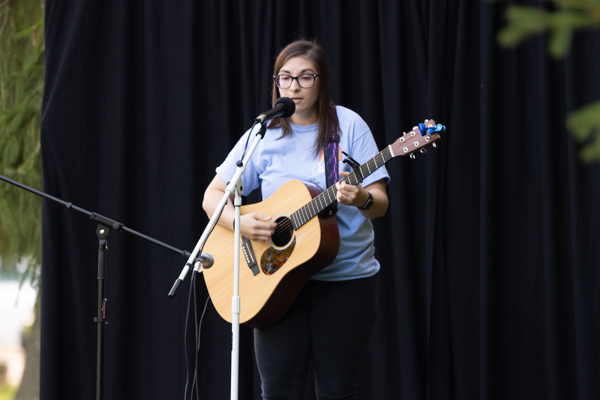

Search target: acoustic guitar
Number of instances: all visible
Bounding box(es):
[203,119,444,329]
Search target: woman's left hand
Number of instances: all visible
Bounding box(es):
[335,171,369,207]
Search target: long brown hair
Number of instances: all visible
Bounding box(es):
[268,39,340,155]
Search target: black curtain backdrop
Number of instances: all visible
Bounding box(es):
[39,0,600,399]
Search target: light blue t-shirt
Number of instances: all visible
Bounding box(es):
[215,106,390,281]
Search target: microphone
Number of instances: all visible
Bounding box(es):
[193,253,214,271]
[168,253,215,298]
[256,97,295,123]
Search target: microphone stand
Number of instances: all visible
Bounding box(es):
[0,174,209,400]
[169,120,267,400]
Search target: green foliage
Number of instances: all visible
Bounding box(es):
[568,101,600,162]
[497,0,600,162]
[0,384,18,400]
[498,1,600,58]
[0,0,45,287]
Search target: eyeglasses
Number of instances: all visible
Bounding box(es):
[273,74,319,89]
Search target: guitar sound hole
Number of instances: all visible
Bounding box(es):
[270,216,294,249]
[261,215,296,275]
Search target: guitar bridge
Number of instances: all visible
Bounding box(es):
[242,236,260,276]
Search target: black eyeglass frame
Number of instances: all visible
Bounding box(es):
[273,74,320,89]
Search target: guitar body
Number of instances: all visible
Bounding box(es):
[203,179,340,329]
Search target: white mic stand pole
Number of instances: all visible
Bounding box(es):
[168,121,267,400]
[230,175,243,399]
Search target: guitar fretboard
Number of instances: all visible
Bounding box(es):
[290,146,394,229]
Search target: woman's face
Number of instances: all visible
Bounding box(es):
[277,56,320,124]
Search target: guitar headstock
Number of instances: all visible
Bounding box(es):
[390,119,445,159]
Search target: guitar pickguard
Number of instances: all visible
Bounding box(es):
[260,239,296,275]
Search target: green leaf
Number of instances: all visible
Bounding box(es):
[567,101,600,162]
[498,3,600,52]
[498,6,550,47]
[548,25,574,57]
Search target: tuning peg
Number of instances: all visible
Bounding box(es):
[432,143,437,148]
[410,153,416,160]
[420,148,427,154]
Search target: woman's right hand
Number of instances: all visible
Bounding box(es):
[238,213,277,243]
[203,175,276,242]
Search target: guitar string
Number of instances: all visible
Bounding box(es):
[268,177,345,243]
[291,148,391,226]
[265,148,392,243]
[264,142,427,247]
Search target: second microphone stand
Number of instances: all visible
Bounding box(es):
[0,174,211,400]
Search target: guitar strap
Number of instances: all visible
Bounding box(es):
[324,133,339,214]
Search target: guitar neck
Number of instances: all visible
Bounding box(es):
[290,146,394,229]
[288,119,444,229]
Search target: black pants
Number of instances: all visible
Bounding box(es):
[254,274,378,400]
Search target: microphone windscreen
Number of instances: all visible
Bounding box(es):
[275,97,296,118]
